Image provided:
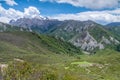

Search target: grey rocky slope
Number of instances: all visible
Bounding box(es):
[48,20,119,52]
[9,18,120,52]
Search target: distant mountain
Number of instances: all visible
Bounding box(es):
[10,18,61,33]
[106,22,120,27]
[9,18,120,52]
[106,22,120,40]
[0,22,29,32]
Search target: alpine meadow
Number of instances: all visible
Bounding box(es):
[0,0,120,80]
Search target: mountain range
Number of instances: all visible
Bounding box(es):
[9,18,120,53]
[10,18,61,33]
[106,22,120,27]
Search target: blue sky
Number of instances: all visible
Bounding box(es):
[0,0,120,24]
[1,0,91,16]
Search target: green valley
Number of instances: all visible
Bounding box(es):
[0,19,120,80]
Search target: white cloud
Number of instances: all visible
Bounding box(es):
[0,17,11,23]
[0,5,42,23]
[24,6,41,18]
[0,4,120,24]
[49,8,120,24]
[40,0,119,9]
[0,5,23,23]
[5,0,18,6]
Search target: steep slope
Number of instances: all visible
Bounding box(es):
[106,22,120,40]
[0,31,82,62]
[48,20,119,52]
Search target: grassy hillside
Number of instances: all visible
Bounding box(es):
[0,31,120,80]
[107,26,120,40]
[0,31,82,63]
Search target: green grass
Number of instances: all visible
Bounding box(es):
[71,61,92,67]
[0,31,82,63]
[0,31,120,80]
[4,49,120,80]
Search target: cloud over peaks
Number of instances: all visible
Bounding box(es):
[0,5,42,23]
[24,6,41,18]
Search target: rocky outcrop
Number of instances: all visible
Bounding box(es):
[69,31,119,52]
[69,31,98,51]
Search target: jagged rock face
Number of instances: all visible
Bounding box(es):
[69,32,98,51]
[71,32,119,51]
[48,20,120,52]
[109,36,119,44]
[10,18,61,33]
[10,18,46,28]
[101,36,111,44]
[69,32,112,52]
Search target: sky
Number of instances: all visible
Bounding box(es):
[0,0,120,24]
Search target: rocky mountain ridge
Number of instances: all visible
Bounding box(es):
[48,20,119,52]
[9,18,120,52]
[10,18,61,33]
